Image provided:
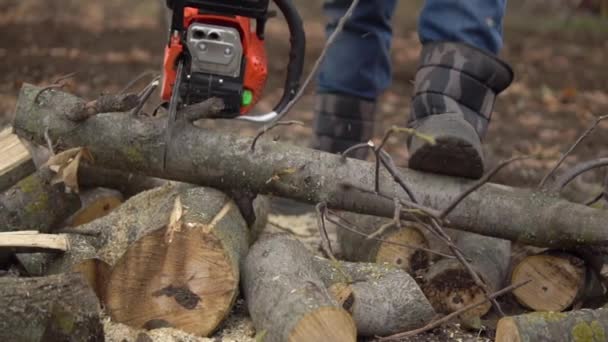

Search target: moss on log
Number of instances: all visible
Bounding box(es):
[496,308,608,342]
[0,168,80,233]
[14,84,608,247]
[0,272,103,342]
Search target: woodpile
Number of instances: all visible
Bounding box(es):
[3,85,608,342]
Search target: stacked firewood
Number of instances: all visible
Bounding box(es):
[2,85,608,342]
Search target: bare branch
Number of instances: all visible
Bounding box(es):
[550,158,608,192]
[325,210,455,260]
[439,155,531,219]
[315,202,336,261]
[250,121,304,152]
[539,114,608,188]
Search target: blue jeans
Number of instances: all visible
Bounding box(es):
[317,0,507,100]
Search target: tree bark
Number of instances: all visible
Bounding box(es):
[243,234,357,342]
[16,185,260,337]
[423,232,511,319]
[496,308,608,342]
[0,168,81,233]
[511,250,607,311]
[0,272,104,342]
[13,84,608,247]
[336,213,430,273]
[312,255,436,336]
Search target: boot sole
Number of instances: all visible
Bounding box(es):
[408,115,484,179]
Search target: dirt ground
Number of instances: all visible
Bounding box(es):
[1,0,608,341]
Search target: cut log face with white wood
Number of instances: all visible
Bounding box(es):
[337,213,430,273]
[511,250,606,312]
[0,127,35,192]
[423,232,511,319]
[0,272,104,342]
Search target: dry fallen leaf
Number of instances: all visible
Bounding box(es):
[46,147,94,193]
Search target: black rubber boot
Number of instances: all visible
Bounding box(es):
[271,93,376,215]
[312,93,376,159]
[408,42,513,179]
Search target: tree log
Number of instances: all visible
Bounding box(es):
[336,213,430,273]
[312,255,436,336]
[511,250,606,311]
[65,187,123,227]
[243,234,357,342]
[0,168,81,233]
[0,272,103,342]
[13,84,608,247]
[16,185,258,337]
[423,232,511,319]
[496,308,608,342]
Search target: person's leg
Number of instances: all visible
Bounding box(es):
[408,0,513,179]
[313,0,397,159]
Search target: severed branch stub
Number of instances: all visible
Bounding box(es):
[175,97,225,122]
[66,93,140,122]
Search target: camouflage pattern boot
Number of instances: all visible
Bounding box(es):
[312,93,376,159]
[271,93,376,215]
[408,42,513,179]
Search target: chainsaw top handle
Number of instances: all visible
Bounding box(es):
[167,0,306,120]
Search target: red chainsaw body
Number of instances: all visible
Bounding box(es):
[161,7,268,114]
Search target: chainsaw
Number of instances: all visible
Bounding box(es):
[161,0,305,123]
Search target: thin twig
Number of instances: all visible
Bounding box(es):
[325,211,455,259]
[315,202,336,261]
[258,0,360,130]
[120,70,157,93]
[367,198,402,239]
[131,77,160,116]
[43,127,56,155]
[268,219,313,237]
[340,142,374,162]
[377,280,531,341]
[52,72,77,85]
[539,114,608,188]
[439,155,531,219]
[379,150,418,203]
[550,158,608,192]
[250,121,304,152]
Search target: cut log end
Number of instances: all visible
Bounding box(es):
[495,317,522,342]
[288,307,357,342]
[423,262,491,319]
[68,188,123,227]
[511,253,585,312]
[337,214,430,274]
[375,226,430,272]
[106,223,238,336]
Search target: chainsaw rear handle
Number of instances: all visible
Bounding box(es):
[166,0,305,119]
